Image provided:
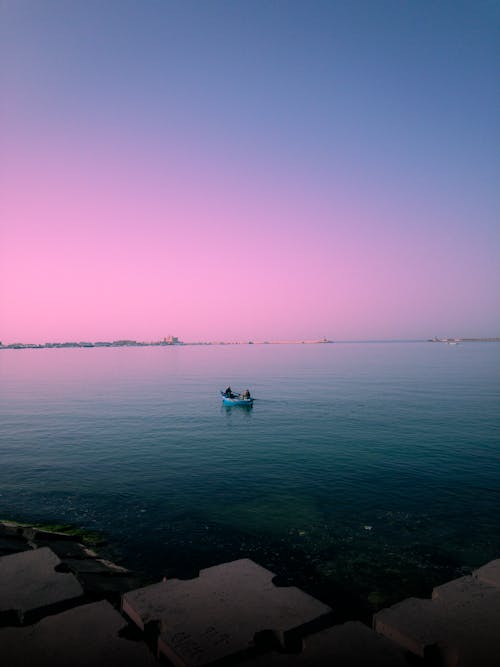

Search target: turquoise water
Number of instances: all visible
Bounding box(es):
[1,342,499,619]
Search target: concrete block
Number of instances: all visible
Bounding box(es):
[63,557,130,574]
[0,521,24,537]
[22,526,80,542]
[236,621,411,666]
[123,558,331,666]
[0,536,32,557]
[0,599,159,666]
[79,572,146,603]
[432,574,500,610]
[474,559,500,589]
[0,547,84,624]
[375,582,500,667]
[33,540,97,559]
[373,597,440,658]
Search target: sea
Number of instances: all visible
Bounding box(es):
[1,341,499,620]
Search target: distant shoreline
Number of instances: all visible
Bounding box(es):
[1,337,499,350]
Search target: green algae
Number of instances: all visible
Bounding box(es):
[35,523,105,545]
[1,519,105,546]
[367,590,388,610]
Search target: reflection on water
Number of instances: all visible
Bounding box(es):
[0,342,499,618]
[221,405,253,418]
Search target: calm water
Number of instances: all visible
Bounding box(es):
[1,342,499,619]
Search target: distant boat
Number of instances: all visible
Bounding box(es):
[220,390,254,406]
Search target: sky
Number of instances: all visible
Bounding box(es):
[1,0,498,343]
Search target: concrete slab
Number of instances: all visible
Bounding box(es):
[123,558,332,666]
[431,574,500,667]
[374,579,500,667]
[474,559,500,589]
[373,597,440,658]
[432,574,500,608]
[0,547,84,624]
[0,599,159,667]
[236,621,411,666]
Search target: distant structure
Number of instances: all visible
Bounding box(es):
[162,336,179,345]
[429,336,461,344]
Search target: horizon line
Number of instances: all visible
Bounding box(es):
[1,336,499,349]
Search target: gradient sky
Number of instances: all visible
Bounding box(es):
[1,0,498,343]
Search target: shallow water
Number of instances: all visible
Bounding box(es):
[1,342,499,618]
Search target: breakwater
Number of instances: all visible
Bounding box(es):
[1,521,499,666]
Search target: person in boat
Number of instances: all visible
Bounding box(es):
[241,389,251,399]
[224,386,234,398]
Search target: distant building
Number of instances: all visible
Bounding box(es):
[163,335,179,345]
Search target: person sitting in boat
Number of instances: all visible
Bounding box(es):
[224,386,233,398]
[241,389,251,399]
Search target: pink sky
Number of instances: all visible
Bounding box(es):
[1,2,498,344]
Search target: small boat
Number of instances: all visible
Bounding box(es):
[220,390,254,406]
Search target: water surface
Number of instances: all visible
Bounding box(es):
[1,342,499,619]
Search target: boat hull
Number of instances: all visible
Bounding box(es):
[220,391,253,406]
[221,396,254,406]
